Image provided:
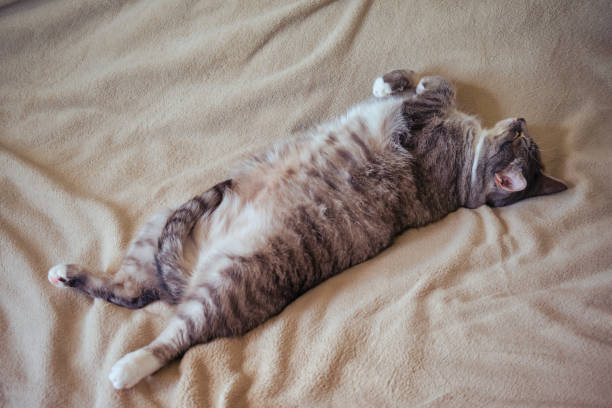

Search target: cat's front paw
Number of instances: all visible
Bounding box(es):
[373,69,416,98]
[416,79,428,94]
[416,76,447,95]
[373,77,392,97]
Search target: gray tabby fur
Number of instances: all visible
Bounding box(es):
[47,70,567,389]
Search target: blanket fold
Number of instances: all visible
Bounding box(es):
[1,0,611,406]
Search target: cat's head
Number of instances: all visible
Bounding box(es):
[472,118,567,208]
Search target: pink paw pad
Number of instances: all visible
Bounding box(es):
[48,264,70,288]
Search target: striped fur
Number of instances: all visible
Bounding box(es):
[155,179,232,301]
[48,70,567,389]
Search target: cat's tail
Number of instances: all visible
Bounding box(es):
[48,179,233,309]
[155,179,233,301]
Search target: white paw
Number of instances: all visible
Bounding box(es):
[109,349,161,390]
[48,264,70,288]
[416,80,426,94]
[372,77,392,98]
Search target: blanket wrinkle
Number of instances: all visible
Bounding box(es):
[1,0,612,407]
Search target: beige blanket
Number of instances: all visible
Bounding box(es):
[1,0,611,406]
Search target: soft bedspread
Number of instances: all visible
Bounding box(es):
[1,0,611,407]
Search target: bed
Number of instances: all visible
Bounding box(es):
[1,0,611,406]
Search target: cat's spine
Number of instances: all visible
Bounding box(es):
[155,179,233,301]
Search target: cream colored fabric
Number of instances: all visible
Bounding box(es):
[1,1,611,406]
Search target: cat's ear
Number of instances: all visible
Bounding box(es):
[494,167,526,192]
[531,172,568,197]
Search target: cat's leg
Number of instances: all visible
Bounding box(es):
[108,316,184,389]
[372,69,416,98]
[108,259,281,389]
[401,75,456,129]
[108,296,213,389]
[48,209,172,309]
[415,75,456,106]
[49,178,233,308]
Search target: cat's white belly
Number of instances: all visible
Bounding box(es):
[188,192,278,281]
[182,96,408,282]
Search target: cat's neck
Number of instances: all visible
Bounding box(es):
[406,113,483,219]
[464,127,490,208]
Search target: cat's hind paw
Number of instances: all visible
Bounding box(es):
[48,264,71,287]
[48,263,82,288]
[109,349,161,389]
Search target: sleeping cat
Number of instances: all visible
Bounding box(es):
[48,69,567,389]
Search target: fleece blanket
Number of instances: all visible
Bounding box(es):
[1,0,611,406]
